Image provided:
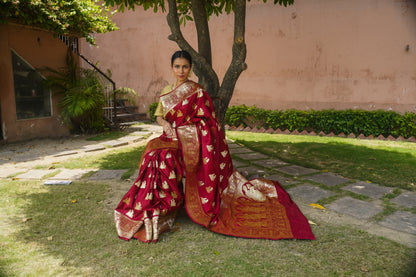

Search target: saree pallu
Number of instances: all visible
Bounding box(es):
[114,81,315,242]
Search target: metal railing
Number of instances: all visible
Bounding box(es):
[58,35,117,124]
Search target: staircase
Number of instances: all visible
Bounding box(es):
[58,35,145,126]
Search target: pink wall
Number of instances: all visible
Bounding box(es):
[0,24,69,142]
[81,0,416,115]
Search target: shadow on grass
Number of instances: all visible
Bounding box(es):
[234,139,416,191]
[9,180,416,276]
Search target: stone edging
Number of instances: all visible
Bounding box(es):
[224,125,416,143]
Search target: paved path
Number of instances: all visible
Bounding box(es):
[1,123,415,248]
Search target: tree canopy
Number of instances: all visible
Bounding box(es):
[0,0,118,44]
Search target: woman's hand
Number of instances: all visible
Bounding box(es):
[157,116,177,139]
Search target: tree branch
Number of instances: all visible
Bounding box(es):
[166,0,219,97]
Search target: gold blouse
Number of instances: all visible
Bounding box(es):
[153,84,175,118]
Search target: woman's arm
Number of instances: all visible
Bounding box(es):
[156,116,177,139]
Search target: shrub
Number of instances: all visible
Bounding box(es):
[224,105,416,138]
[148,102,159,122]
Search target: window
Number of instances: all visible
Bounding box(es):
[11,49,51,120]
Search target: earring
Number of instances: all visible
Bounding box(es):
[188,68,193,78]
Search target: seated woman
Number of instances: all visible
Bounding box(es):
[114,50,315,243]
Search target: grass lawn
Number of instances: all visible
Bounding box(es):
[226,131,416,191]
[1,132,416,276]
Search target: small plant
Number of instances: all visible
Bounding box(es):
[148,102,159,122]
[43,50,107,133]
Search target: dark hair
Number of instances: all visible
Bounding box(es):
[171,50,192,67]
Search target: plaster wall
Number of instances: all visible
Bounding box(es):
[0,24,69,142]
[81,0,416,114]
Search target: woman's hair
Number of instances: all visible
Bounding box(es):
[171,50,192,67]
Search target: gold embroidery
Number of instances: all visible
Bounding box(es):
[207,145,213,152]
[212,112,216,118]
[220,163,226,170]
[206,186,213,193]
[172,191,178,199]
[170,110,175,116]
[160,191,166,198]
[134,202,142,211]
[162,181,169,189]
[198,181,204,187]
[145,193,153,200]
[135,181,141,187]
[205,100,210,107]
[166,153,172,159]
[182,99,188,105]
[140,180,147,189]
[201,197,209,204]
[198,91,203,98]
[123,197,131,205]
[201,130,208,136]
[197,108,204,116]
[149,151,155,156]
[171,199,176,207]
[203,157,210,165]
[192,103,197,110]
[126,209,134,218]
[169,171,176,179]
[160,161,166,169]
[209,173,216,181]
[221,150,228,157]
[172,122,176,128]
[220,175,224,182]
[177,110,183,117]
[185,116,190,121]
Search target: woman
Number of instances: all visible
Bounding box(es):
[114,50,315,243]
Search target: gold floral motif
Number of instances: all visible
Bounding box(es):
[203,157,210,165]
[206,186,213,193]
[149,151,155,156]
[206,145,213,152]
[162,180,169,189]
[160,191,166,198]
[221,150,228,157]
[212,112,216,118]
[126,209,134,218]
[197,108,204,116]
[123,197,131,205]
[145,193,153,200]
[166,153,172,159]
[205,100,210,107]
[192,103,197,110]
[134,202,142,211]
[171,199,176,207]
[169,171,176,179]
[209,173,216,181]
[135,181,141,187]
[198,90,203,98]
[201,197,209,204]
[201,130,208,136]
[172,191,178,199]
[172,122,176,128]
[185,116,190,121]
[198,181,204,187]
[220,163,226,170]
[140,180,147,189]
[182,99,188,105]
[177,110,183,117]
[220,175,224,182]
[170,110,175,116]
[201,120,206,126]
[160,161,166,169]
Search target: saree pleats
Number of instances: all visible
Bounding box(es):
[114,81,315,242]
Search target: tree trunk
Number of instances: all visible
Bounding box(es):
[216,0,247,124]
[166,0,247,125]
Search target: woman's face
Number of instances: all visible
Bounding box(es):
[172,57,191,85]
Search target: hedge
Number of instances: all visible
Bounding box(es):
[224,105,416,139]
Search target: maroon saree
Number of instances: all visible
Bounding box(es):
[114,81,315,242]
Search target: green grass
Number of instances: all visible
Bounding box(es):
[226,131,416,191]
[1,179,415,276]
[86,130,130,141]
